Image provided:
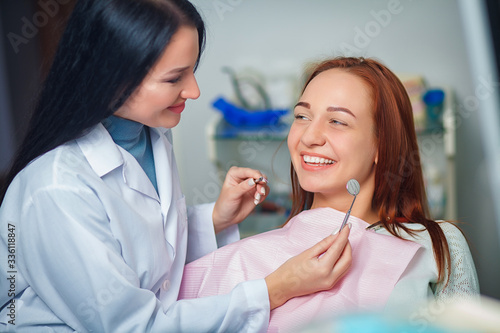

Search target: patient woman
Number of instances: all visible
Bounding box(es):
[179,57,479,330]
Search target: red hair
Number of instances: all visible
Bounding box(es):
[287,57,451,283]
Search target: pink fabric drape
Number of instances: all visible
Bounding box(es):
[179,207,421,332]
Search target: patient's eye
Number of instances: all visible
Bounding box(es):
[330,119,347,126]
[294,114,310,121]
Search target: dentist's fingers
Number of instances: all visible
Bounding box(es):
[252,182,270,205]
[317,224,351,264]
[224,167,269,202]
[329,241,352,283]
[213,167,269,232]
[265,225,353,309]
[225,166,264,186]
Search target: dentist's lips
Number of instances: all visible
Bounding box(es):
[168,102,185,114]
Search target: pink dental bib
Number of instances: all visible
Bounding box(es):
[179,207,421,332]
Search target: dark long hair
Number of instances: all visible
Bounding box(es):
[0,0,205,203]
[287,57,451,283]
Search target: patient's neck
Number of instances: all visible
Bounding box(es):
[311,191,379,225]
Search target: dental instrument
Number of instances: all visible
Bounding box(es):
[339,179,360,231]
[254,176,268,184]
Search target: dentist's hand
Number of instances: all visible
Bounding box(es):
[213,166,270,234]
[265,224,352,310]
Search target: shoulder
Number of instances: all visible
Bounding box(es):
[375,221,470,258]
[437,221,469,246]
[402,221,479,298]
[411,221,481,298]
[394,221,463,240]
[5,141,98,205]
[412,221,473,258]
[436,222,480,298]
[2,142,109,229]
[395,222,473,257]
[436,222,475,268]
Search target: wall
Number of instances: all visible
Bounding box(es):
[172,0,500,299]
[0,0,43,147]
[0,14,15,174]
[458,0,500,302]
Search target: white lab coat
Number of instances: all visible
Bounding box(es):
[0,124,270,332]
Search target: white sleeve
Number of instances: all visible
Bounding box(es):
[16,187,268,332]
[434,223,480,302]
[166,279,270,333]
[186,202,240,263]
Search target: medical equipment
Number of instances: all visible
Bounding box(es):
[254,176,268,184]
[340,179,360,231]
[207,115,292,237]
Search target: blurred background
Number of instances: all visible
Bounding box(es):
[1,0,499,304]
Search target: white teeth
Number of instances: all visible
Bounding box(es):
[302,155,335,165]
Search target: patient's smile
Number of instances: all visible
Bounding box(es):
[302,155,336,165]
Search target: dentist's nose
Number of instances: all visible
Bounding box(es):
[300,121,326,147]
[181,73,201,100]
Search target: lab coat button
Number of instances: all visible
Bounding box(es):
[161,279,171,291]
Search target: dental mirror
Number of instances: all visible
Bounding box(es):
[346,179,360,197]
[339,179,360,231]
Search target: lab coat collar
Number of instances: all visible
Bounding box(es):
[77,123,124,177]
[78,125,186,261]
[153,126,173,144]
[77,123,160,202]
[149,127,177,214]
[150,126,187,259]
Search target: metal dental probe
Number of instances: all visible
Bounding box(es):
[339,179,360,231]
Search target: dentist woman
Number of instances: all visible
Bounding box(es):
[0,0,351,332]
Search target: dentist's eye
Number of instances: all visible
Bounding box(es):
[167,78,181,84]
[166,75,183,84]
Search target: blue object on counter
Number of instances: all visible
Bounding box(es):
[423,89,445,130]
[212,97,289,127]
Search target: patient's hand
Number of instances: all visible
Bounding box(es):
[265,225,352,310]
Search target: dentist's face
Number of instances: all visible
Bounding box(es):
[115,25,200,128]
[287,69,378,203]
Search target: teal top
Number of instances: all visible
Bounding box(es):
[102,115,158,193]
